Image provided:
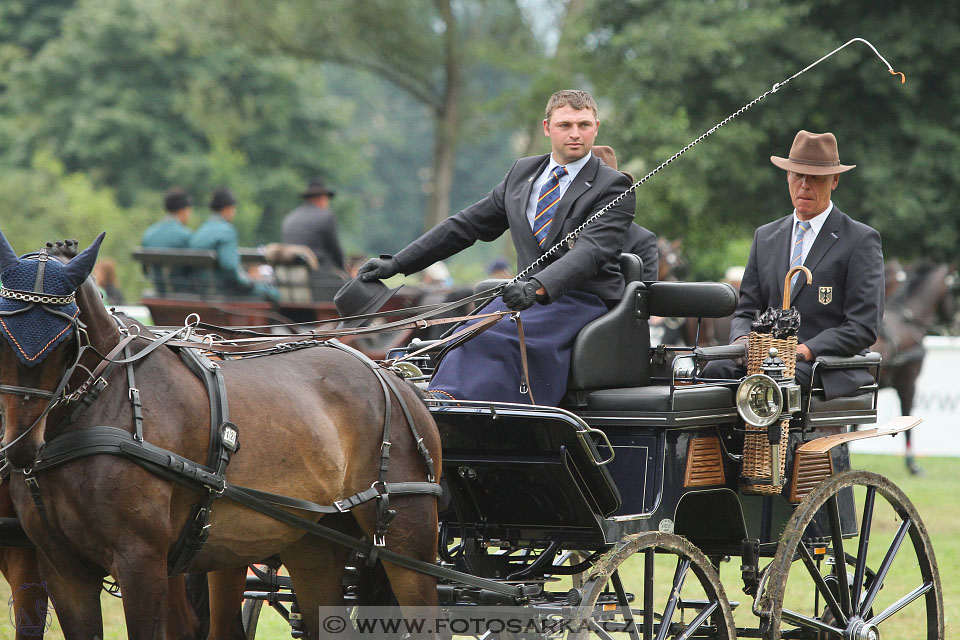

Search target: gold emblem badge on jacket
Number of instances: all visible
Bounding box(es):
[818,286,833,305]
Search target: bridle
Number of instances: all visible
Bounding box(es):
[0,249,89,457]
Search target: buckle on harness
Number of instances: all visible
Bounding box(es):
[373,533,386,547]
[334,499,349,513]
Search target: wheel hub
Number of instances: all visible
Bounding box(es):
[845,617,879,640]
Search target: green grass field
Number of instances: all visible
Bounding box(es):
[1,453,956,638]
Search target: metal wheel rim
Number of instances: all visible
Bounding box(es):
[761,470,943,640]
[576,532,736,640]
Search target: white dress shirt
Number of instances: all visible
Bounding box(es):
[792,201,834,265]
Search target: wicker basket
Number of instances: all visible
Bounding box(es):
[742,419,790,495]
[740,265,811,496]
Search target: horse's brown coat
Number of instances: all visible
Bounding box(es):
[1,248,441,639]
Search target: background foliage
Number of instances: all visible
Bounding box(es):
[0,0,956,299]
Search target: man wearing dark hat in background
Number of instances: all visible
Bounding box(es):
[357,89,635,406]
[703,130,883,398]
[281,178,345,271]
[189,187,279,302]
[592,145,659,282]
[142,187,193,249]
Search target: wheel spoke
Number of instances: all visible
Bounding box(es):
[673,602,717,640]
[588,617,619,640]
[643,548,654,640]
[869,581,934,626]
[860,518,912,617]
[781,608,845,637]
[655,558,689,640]
[798,543,847,627]
[611,570,642,640]
[852,486,876,611]
[826,495,852,616]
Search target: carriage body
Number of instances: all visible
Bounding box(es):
[403,260,941,638]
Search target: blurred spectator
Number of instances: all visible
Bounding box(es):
[486,258,512,280]
[422,261,453,289]
[189,187,279,302]
[142,187,192,249]
[281,177,345,270]
[93,258,126,305]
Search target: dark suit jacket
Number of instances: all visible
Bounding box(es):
[623,223,659,281]
[281,203,345,269]
[731,206,884,396]
[395,154,635,303]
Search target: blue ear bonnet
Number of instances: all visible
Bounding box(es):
[0,254,80,366]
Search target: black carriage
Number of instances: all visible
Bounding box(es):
[238,255,942,640]
[0,245,942,639]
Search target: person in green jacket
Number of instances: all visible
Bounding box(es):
[142,187,193,249]
[189,188,279,302]
[140,187,194,292]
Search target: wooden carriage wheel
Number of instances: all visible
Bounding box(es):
[760,470,943,640]
[574,532,735,640]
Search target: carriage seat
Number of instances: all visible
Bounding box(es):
[565,279,738,411]
[802,352,880,427]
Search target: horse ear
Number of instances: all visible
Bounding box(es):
[62,232,106,290]
[0,229,19,272]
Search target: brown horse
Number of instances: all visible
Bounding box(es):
[0,485,48,639]
[0,232,441,639]
[873,259,956,475]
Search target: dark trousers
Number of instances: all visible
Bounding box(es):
[428,291,608,405]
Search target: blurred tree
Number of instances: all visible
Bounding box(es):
[579,0,960,277]
[212,0,562,233]
[0,151,154,303]
[0,0,355,246]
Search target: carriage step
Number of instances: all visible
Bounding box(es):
[679,599,739,610]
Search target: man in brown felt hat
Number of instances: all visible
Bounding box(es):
[281,177,345,271]
[703,130,884,399]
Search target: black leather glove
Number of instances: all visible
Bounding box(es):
[357,255,401,282]
[502,279,545,311]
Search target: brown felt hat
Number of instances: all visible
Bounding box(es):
[770,130,855,175]
[592,145,635,183]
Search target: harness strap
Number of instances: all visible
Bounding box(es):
[31,427,500,593]
[123,344,144,442]
[514,314,536,404]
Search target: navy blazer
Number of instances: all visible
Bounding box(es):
[731,206,884,395]
[395,154,635,303]
[622,223,659,282]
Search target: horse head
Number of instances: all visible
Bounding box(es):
[0,230,104,469]
[657,237,688,281]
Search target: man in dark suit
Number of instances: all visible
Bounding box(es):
[281,178,345,270]
[359,90,635,405]
[703,130,883,398]
[592,145,659,281]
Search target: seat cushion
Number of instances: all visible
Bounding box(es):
[584,385,734,412]
[809,388,875,413]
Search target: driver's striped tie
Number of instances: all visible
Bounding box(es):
[533,165,568,246]
[790,220,812,290]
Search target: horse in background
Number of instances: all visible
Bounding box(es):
[650,238,694,346]
[873,259,957,475]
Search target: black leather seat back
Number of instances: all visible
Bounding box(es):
[566,254,650,401]
[647,281,738,318]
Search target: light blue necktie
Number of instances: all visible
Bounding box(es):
[790,220,812,290]
[533,166,568,247]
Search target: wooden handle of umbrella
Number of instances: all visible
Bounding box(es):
[782,265,812,309]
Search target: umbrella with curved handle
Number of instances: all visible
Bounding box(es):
[782,265,813,309]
